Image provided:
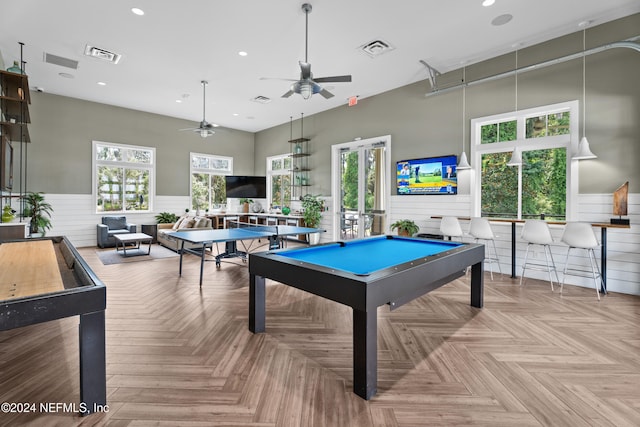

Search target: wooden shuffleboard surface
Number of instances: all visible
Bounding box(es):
[0,240,64,300]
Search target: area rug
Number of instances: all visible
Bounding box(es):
[96,244,179,265]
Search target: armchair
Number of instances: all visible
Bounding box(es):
[97,215,137,248]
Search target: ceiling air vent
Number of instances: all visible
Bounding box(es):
[43,52,79,70]
[84,45,122,64]
[251,95,272,104]
[359,39,395,58]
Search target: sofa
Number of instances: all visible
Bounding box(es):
[157,215,213,251]
[97,215,137,248]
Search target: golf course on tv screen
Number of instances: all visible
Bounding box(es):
[396,155,458,195]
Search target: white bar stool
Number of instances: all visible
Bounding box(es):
[468,217,502,280]
[440,216,463,241]
[520,219,559,290]
[560,222,602,300]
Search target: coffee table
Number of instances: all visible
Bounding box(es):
[114,232,153,256]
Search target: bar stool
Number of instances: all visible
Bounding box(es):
[560,222,602,300]
[440,216,463,241]
[468,217,502,280]
[519,219,559,290]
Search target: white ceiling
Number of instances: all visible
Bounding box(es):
[1,0,639,133]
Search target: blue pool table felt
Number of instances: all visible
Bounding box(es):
[278,236,462,275]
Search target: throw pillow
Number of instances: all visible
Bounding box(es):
[178,218,196,229]
[172,214,189,230]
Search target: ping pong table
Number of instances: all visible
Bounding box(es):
[169,222,324,286]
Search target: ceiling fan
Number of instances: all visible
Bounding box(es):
[264,3,352,100]
[179,80,218,138]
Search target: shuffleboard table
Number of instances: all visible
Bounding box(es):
[0,237,106,415]
[248,235,484,400]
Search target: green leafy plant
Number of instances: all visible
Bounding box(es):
[23,192,53,236]
[301,194,323,228]
[390,219,419,236]
[155,212,178,224]
[239,198,253,205]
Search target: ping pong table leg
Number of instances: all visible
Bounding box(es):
[178,240,185,276]
[199,243,206,287]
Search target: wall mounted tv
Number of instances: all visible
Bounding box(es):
[225,176,267,199]
[396,155,458,195]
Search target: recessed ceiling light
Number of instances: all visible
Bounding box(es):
[491,14,513,26]
[97,81,107,86]
[131,8,144,16]
[232,113,239,116]
[175,99,182,103]
[238,51,248,57]
[482,0,495,6]
[59,72,74,79]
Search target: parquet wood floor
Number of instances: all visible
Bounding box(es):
[1,243,639,426]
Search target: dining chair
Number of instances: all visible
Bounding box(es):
[560,222,602,300]
[520,219,559,290]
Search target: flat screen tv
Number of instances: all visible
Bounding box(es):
[225,176,267,199]
[396,155,458,195]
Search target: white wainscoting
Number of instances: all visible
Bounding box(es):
[45,194,189,248]
[42,193,639,296]
[389,193,639,296]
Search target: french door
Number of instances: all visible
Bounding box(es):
[331,136,391,240]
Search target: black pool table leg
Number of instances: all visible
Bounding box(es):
[353,308,377,400]
[470,261,484,308]
[79,310,106,416]
[249,274,266,333]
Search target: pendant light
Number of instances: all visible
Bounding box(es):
[507,49,522,166]
[573,27,597,160]
[457,67,471,170]
[506,147,523,166]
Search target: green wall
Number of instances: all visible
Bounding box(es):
[26,93,255,195]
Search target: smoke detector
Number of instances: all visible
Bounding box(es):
[84,45,122,64]
[359,39,395,58]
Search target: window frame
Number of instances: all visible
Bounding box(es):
[470,100,580,220]
[189,152,233,210]
[266,153,292,208]
[92,140,156,214]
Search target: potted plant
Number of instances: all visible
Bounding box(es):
[301,194,323,244]
[239,198,253,213]
[390,219,419,237]
[155,212,178,224]
[23,192,53,237]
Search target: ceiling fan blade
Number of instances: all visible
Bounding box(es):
[299,61,312,80]
[313,75,352,83]
[260,77,297,82]
[318,88,334,99]
[282,89,295,98]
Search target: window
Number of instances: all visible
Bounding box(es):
[93,141,155,213]
[190,153,233,210]
[471,101,580,221]
[267,154,291,209]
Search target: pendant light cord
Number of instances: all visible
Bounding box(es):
[462,67,466,153]
[583,29,586,138]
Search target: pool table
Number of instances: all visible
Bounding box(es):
[248,235,484,400]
